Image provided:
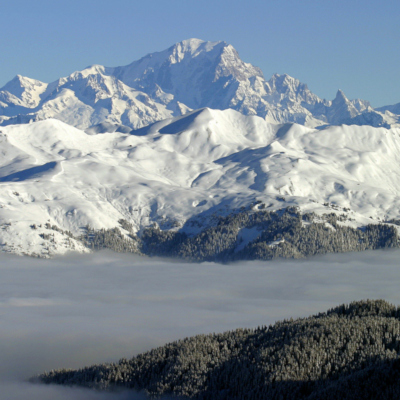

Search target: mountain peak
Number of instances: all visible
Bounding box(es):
[335,89,348,102]
[174,38,220,54]
[13,74,25,83]
[0,75,47,109]
[327,89,359,124]
[69,64,106,80]
[175,38,225,51]
[180,37,205,45]
[168,39,227,62]
[2,74,46,91]
[270,73,301,87]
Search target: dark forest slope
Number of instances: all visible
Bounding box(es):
[37,300,400,399]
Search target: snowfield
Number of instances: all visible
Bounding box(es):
[1,108,400,256]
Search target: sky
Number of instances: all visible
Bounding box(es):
[1,0,399,107]
[2,249,400,399]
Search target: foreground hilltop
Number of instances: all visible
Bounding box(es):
[1,109,400,257]
[1,39,399,130]
[37,299,400,399]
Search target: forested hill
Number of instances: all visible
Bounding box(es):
[36,299,400,399]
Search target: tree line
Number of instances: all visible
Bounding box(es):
[38,207,400,261]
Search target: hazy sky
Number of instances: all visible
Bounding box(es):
[1,0,399,107]
[2,249,400,399]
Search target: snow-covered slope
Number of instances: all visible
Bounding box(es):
[2,39,399,130]
[1,109,400,256]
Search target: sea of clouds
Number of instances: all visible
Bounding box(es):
[2,249,400,399]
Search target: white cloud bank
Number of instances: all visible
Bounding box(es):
[1,249,400,399]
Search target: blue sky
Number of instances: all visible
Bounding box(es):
[1,0,399,107]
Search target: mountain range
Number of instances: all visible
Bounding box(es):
[2,39,400,258]
[1,38,399,130]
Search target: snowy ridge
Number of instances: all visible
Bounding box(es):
[1,109,400,256]
[0,66,174,130]
[0,75,48,109]
[1,39,399,131]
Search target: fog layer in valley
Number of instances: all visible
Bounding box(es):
[2,250,400,399]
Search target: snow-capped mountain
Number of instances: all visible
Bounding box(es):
[0,66,174,129]
[1,109,400,257]
[0,75,47,109]
[1,39,399,130]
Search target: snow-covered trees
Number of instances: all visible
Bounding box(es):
[139,208,399,261]
[37,300,400,399]
[40,207,398,260]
